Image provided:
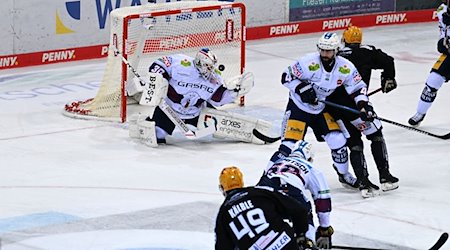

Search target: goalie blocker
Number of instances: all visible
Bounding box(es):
[197,108,272,145]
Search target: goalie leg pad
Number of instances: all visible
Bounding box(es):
[139,72,169,107]
[137,120,158,147]
[129,113,141,139]
[197,108,272,144]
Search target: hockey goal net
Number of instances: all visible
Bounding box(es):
[64,1,246,122]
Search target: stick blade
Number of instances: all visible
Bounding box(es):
[429,232,449,250]
[252,129,281,144]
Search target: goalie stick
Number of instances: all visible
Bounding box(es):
[333,232,448,250]
[113,47,216,139]
[252,129,281,143]
[320,100,450,140]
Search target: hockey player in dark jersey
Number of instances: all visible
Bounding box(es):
[214,166,312,250]
[325,25,399,198]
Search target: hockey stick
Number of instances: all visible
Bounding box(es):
[333,232,448,250]
[332,245,386,250]
[320,100,450,140]
[368,87,382,96]
[250,88,380,144]
[113,47,216,139]
[429,232,449,250]
[252,129,281,143]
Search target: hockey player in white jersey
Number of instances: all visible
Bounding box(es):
[258,140,334,249]
[409,1,450,125]
[269,32,374,189]
[128,48,256,146]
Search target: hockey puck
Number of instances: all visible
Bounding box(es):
[218,64,225,71]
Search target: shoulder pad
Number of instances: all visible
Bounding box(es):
[360,44,375,50]
[255,185,275,192]
[338,47,352,56]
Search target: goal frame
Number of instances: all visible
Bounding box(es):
[64,2,247,123]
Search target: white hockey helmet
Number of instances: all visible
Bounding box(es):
[194,48,218,80]
[290,140,314,162]
[317,32,340,53]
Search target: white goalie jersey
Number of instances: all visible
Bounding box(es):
[149,54,237,119]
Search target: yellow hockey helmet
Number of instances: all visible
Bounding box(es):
[219,166,244,194]
[342,26,363,45]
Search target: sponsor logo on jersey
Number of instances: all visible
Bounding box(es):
[322,18,351,30]
[177,82,214,93]
[269,24,300,36]
[42,50,76,62]
[375,13,407,24]
[308,63,320,72]
[0,56,18,68]
[352,71,362,82]
[292,63,303,78]
[338,65,350,74]
[180,59,191,67]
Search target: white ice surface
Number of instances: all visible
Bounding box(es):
[0,22,449,250]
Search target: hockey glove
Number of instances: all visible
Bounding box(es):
[315,226,334,249]
[296,80,318,105]
[358,102,377,122]
[443,11,450,25]
[296,235,318,250]
[381,76,397,93]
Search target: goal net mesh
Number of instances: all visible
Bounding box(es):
[64,1,245,122]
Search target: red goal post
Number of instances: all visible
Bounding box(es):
[64,1,246,122]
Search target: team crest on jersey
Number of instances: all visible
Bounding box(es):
[308,62,320,71]
[291,63,303,78]
[352,71,362,82]
[180,59,191,67]
[158,56,172,67]
[338,65,350,74]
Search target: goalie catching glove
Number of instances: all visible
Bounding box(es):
[224,72,254,97]
[315,226,334,249]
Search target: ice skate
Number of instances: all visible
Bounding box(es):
[333,165,359,189]
[408,112,425,126]
[359,179,380,198]
[380,173,399,191]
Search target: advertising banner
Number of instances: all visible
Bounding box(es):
[396,0,441,11]
[289,0,395,22]
[248,9,436,40]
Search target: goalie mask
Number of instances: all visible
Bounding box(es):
[290,140,314,162]
[194,48,218,80]
[342,26,363,45]
[219,166,244,195]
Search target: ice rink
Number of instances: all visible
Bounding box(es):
[1,22,449,249]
